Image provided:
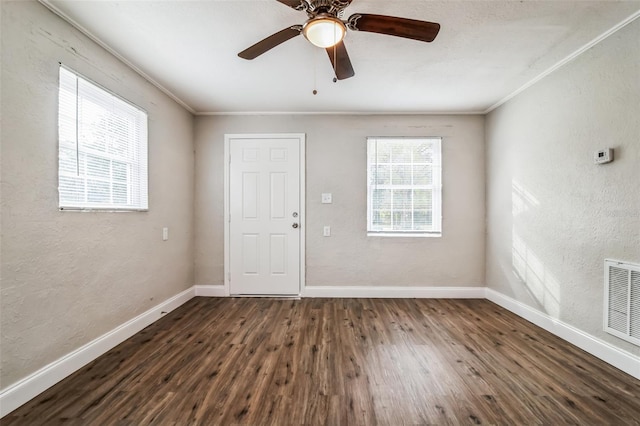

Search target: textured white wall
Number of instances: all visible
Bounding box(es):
[195,114,485,288]
[0,1,195,388]
[486,18,640,355]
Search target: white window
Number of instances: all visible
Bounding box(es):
[58,66,148,211]
[367,137,442,236]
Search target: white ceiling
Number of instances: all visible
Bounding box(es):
[42,0,640,115]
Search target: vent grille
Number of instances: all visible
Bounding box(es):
[604,260,640,346]
[631,271,640,338]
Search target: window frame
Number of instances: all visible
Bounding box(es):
[366,136,442,237]
[57,65,149,212]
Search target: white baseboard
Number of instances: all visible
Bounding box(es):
[3,285,638,419]
[194,285,227,297]
[486,288,640,380]
[303,285,485,299]
[0,286,196,418]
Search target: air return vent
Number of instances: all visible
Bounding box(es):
[604,259,640,347]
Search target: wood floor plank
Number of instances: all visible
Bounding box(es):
[4,297,640,425]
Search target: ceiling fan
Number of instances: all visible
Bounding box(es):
[238,0,441,81]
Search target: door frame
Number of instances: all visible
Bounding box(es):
[223,133,306,297]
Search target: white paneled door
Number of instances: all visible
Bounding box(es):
[227,134,304,295]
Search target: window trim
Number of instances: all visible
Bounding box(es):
[57,64,149,212]
[366,136,442,237]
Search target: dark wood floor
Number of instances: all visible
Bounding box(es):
[5,298,640,425]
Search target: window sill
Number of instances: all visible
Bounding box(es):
[367,232,442,238]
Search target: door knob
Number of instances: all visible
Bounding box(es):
[292,223,299,229]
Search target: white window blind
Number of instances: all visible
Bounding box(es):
[58,66,148,210]
[367,137,442,236]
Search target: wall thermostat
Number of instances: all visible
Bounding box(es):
[594,148,613,164]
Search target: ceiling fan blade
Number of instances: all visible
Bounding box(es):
[348,13,440,43]
[275,0,305,10]
[326,41,355,80]
[238,26,302,60]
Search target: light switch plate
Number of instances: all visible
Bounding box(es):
[323,226,331,237]
[162,227,169,241]
[321,193,332,204]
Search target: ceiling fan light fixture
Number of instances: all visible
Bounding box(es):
[303,16,346,48]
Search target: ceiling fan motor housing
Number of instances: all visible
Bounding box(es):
[302,0,351,17]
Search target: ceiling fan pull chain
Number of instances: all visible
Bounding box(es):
[333,44,338,82]
[313,48,318,95]
[333,22,341,84]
